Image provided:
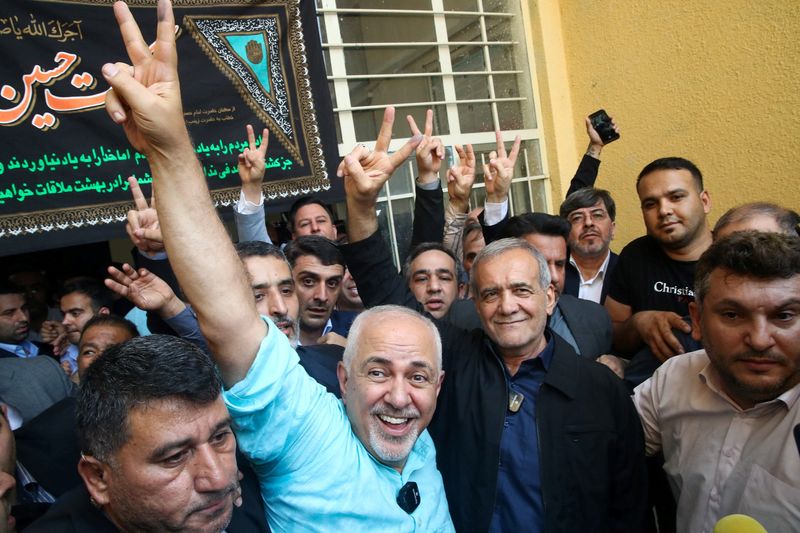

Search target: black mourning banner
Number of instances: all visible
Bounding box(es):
[0,0,340,255]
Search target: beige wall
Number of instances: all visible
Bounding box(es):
[526,0,800,249]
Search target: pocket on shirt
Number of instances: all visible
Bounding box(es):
[739,462,800,531]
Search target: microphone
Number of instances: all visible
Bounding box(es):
[713,514,767,533]
[396,481,420,514]
[794,423,800,457]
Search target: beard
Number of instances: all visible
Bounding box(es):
[367,404,421,466]
[710,349,799,405]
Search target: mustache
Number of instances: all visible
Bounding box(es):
[370,405,420,419]
[734,351,785,363]
[272,314,295,328]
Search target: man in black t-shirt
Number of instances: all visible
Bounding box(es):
[605,157,712,361]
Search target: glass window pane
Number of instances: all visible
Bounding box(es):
[509,180,531,215]
[388,159,414,196]
[492,73,520,98]
[348,77,445,107]
[336,0,432,9]
[353,105,450,140]
[458,103,494,133]
[497,101,531,130]
[444,0,478,10]
[470,185,486,211]
[322,45,332,76]
[328,82,337,108]
[450,45,485,72]
[352,109,383,142]
[344,49,441,76]
[445,15,480,43]
[374,200,394,263]
[454,74,489,101]
[339,15,436,44]
[318,15,328,42]
[530,179,548,213]
[485,16,512,42]
[488,45,516,70]
[391,197,414,259]
[520,139,543,176]
[333,113,343,145]
[483,0,513,14]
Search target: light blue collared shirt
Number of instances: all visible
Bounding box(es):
[224,317,454,532]
[0,340,39,358]
[548,305,580,356]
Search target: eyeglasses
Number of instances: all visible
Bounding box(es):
[567,210,609,225]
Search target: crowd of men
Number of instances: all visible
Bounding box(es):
[0,1,798,531]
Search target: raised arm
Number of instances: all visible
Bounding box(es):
[233,124,272,243]
[105,264,209,352]
[409,109,445,247]
[105,264,185,320]
[337,106,422,309]
[126,175,163,256]
[102,0,265,386]
[481,131,520,244]
[442,144,476,256]
[567,114,619,196]
[337,105,420,243]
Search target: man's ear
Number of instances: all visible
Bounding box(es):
[336,361,348,403]
[78,455,112,506]
[688,301,703,342]
[545,284,557,316]
[700,190,711,214]
[98,307,111,316]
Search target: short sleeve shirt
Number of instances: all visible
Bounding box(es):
[607,235,696,315]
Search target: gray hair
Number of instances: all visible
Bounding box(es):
[470,237,551,297]
[713,202,800,239]
[343,305,442,372]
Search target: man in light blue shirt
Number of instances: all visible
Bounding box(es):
[226,306,453,531]
[100,2,453,530]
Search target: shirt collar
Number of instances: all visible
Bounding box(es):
[0,340,37,357]
[296,318,333,347]
[699,355,800,411]
[568,249,611,283]
[494,331,556,377]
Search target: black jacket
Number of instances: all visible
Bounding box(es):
[341,231,647,532]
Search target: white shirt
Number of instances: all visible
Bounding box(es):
[634,349,800,532]
[235,189,264,214]
[569,250,611,304]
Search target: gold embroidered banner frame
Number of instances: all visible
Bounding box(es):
[0,0,339,253]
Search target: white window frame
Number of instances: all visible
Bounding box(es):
[318,0,552,265]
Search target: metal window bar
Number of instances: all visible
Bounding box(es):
[327,70,524,80]
[322,41,517,48]
[317,8,513,18]
[334,96,525,113]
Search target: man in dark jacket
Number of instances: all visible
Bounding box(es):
[337,107,648,532]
